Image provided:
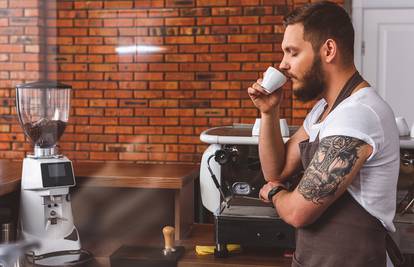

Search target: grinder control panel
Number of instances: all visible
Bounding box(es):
[41,162,75,188]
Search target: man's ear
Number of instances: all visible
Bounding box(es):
[321,39,337,63]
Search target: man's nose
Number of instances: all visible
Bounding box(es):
[279,57,289,71]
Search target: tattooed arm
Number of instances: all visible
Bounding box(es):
[260,135,373,227]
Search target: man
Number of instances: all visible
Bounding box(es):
[248,1,402,267]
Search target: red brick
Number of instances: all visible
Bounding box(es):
[149,135,178,144]
[228,108,258,117]
[119,152,148,161]
[165,91,194,99]
[89,134,117,143]
[165,109,194,117]
[196,109,225,117]
[119,117,148,125]
[165,127,194,135]
[89,64,117,72]
[178,136,200,144]
[197,0,226,6]
[135,18,163,27]
[242,25,273,34]
[210,44,241,53]
[135,108,163,117]
[179,45,209,53]
[134,91,163,99]
[211,81,241,90]
[179,81,208,90]
[196,35,226,44]
[76,143,104,151]
[210,63,240,71]
[196,91,225,99]
[228,53,258,62]
[260,16,284,24]
[229,16,259,25]
[149,100,178,108]
[119,63,148,72]
[165,54,194,62]
[242,44,273,52]
[149,63,178,72]
[104,90,133,99]
[228,34,258,43]
[149,9,179,17]
[229,0,259,5]
[89,81,118,90]
[105,108,134,117]
[104,72,133,81]
[90,152,118,160]
[165,18,195,26]
[165,36,194,44]
[134,72,163,80]
[197,17,227,25]
[118,135,147,143]
[180,63,209,72]
[75,55,103,63]
[165,72,194,81]
[105,126,133,134]
[149,81,178,90]
[212,7,242,16]
[89,28,118,36]
[134,126,163,134]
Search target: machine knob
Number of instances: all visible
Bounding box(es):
[256,232,262,238]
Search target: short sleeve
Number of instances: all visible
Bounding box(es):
[320,103,384,161]
[303,99,326,136]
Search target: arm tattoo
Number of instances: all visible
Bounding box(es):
[298,136,366,205]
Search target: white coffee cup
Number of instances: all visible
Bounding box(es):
[396,117,410,136]
[261,66,287,94]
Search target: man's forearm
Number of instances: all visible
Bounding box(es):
[259,109,286,181]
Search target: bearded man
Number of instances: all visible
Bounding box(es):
[248,2,403,267]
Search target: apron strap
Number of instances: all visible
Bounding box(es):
[386,233,405,266]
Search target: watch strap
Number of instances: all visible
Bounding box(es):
[267,186,286,202]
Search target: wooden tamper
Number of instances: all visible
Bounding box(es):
[162,226,176,255]
[110,226,185,267]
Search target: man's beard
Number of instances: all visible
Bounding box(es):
[293,56,325,102]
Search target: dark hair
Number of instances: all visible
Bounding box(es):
[283,1,354,66]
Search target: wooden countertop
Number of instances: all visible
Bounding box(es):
[0,160,21,196]
[88,224,292,267]
[0,160,198,196]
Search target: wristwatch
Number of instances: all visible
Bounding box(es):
[267,186,286,202]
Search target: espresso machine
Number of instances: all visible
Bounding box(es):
[199,124,295,257]
[16,81,90,266]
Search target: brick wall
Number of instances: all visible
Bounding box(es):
[0,0,343,163]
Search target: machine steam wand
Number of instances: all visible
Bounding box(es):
[207,155,230,208]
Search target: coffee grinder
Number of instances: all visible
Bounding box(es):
[16,81,90,266]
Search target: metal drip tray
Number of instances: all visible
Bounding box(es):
[220,205,279,219]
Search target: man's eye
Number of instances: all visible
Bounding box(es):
[291,53,298,57]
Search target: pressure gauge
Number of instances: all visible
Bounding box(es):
[232,182,251,195]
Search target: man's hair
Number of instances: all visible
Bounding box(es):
[283,1,354,66]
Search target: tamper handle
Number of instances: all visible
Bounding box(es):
[162,226,176,255]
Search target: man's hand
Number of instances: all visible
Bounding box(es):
[259,181,284,202]
[247,78,283,114]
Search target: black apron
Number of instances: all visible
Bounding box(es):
[291,72,404,267]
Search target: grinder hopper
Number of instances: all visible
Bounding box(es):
[16,81,71,156]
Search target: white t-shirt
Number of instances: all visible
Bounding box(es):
[303,87,399,232]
